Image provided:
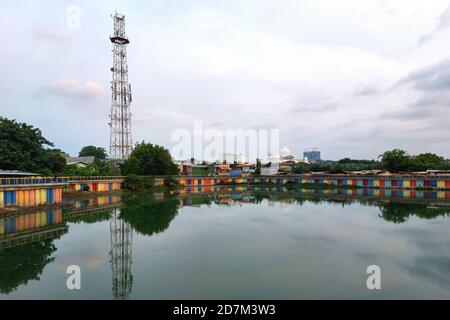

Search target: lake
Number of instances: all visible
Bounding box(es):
[1,188,450,300]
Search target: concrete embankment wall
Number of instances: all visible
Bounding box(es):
[0,186,64,208]
[3,174,450,209]
[0,176,125,208]
[154,175,450,190]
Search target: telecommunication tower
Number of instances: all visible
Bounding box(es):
[109,209,133,300]
[109,13,133,161]
[108,12,134,300]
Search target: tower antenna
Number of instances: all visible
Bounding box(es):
[109,12,133,164]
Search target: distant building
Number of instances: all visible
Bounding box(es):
[217,153,247,165]
[65,156,95,168]
[280,146,295,162]
[236,164,256,176]
[179,163,209,176]
[260,146,309,175]
[214,164,232,176]
[261,163,279,176]
[0,170,42,177]
[303,148,321,163]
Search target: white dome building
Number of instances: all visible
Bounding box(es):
[280,146,295,161]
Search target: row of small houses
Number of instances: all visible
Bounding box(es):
[179,163,256,176]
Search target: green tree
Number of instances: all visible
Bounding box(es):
[255,158,262,175]
[293,162,311,174]
[124,174,143,190]
[0,117,59,172]
[79,145,107,160]
[120,141,180,176]
[60,161,112,176]
[379,149,411,172]
[42,149,67,174]
[410,153,445,171]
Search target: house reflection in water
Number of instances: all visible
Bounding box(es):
[0,207,67,294]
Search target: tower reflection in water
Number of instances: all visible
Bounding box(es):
[109,209,133,300]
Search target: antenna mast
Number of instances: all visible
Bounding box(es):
[109,12,133,162]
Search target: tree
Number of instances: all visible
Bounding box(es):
[79,146,107,160]
[255,158,262,175]
[410,153,445,171]
[379,149,411,172]
[120,141,180,176]
[42,150,67,174]
[293,162,310,174]
[0,117,55,172]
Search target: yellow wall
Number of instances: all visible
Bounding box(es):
[40,189,47,205]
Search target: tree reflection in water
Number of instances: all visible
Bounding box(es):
[0,239,57,294]
[378,203,450,224]
[178,191,450,225]
[0,191,448,296]
[120,193,181,237]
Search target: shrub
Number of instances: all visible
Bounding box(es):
[124,174,142,191]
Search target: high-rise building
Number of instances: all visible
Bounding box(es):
[303,148,321,162]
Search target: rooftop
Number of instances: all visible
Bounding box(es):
[0,170,43,177]
[66,156,95,165]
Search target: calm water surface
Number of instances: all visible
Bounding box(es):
[1,190,450,299]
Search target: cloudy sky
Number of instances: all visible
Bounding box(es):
[1,0,450,160]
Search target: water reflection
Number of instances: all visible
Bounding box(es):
[180,185,450,202]
[0,208,67,294]
[179,187,450,224]
[1,188,450,299]
[110,209,133,300]
[379,203,450,224]
[0,239,58,294]
[63,194,134,300]
[120,193,180,237]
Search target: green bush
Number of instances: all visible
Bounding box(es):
[142,176,155,189]
[124,174,142,191]
[164,176,179,190]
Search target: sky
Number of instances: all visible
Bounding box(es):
[1,0,450,161]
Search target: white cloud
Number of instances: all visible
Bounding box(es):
[2,0,450,158]
[38,76,104,100]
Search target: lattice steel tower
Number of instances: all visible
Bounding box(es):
[108,12,134,300]
[109,13,133,161]
[109,209,133,300]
